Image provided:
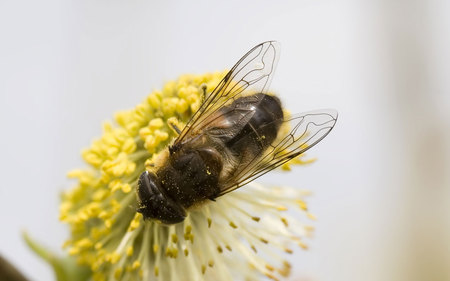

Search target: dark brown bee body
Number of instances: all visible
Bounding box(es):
[136,41,337,224]
[160,146,223,206]
[218,93,283,159]
[138,93,283,224]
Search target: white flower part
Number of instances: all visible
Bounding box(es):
[137,182,314,281]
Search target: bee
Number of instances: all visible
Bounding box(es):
[137,41,337,224]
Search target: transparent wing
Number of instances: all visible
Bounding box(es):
[174,41,280,145]
[217,109,338,196]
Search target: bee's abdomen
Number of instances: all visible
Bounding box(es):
[225,93,284,155]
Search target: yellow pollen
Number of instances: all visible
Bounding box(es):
[165,247,178,258]
[207,218,212,228]
[76,238,93,249]
[92,189,109,202]
[121,183,132,193]
[307,212,317,220]
[298,241,308,250]
[260,238,269,244]
[284,248,293,254]
[171,234,178,244]
[109,252,121,264]
[229,221,238,229]
[147,93,161,109]
[304,225,315,232]
[126,246,133,257]
[176,98,189,113]
[264,273,280,281]
[122,138,136,154]
[104,219,113,228]
[278,261,292,277]
[62,240,71,249]
[128,213,141,232]
[114,268,123,280]
[68,247,80,255]
[295,199,308,210]
[131,261,140,270]
[281,217,289,227]
[277,205,288,211]
[149,118,164,129]
[98,211,109,220]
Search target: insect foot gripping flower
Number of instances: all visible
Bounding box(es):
[59,71,318,281]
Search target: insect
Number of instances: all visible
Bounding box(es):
[137,41,337,224]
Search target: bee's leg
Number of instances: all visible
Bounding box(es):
[170,123,181,135]
[167,117,182,135]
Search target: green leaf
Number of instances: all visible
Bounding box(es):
[23,232,91,281]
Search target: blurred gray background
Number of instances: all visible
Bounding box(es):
[1,1,449,281]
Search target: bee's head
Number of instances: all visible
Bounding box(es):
[136,171,186,224]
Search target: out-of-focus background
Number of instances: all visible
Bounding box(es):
[1,1,449,281]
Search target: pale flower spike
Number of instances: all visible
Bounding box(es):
[60,72,315,281]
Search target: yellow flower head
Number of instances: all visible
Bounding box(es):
[60,72,315,281]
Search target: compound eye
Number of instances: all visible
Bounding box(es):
[136,171,187,223]
[137,171,160,203]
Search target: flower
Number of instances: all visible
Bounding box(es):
[60,72,316,281]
